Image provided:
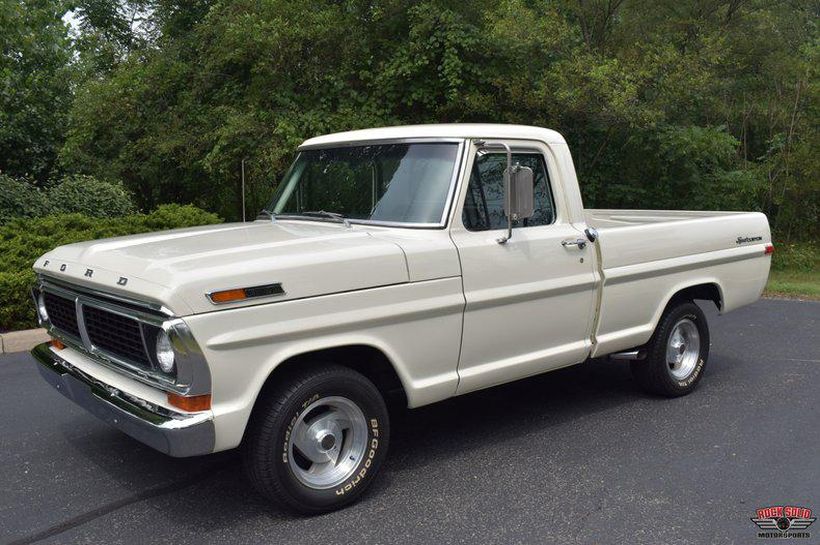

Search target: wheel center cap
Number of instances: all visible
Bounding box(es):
[678,344,686,355]
[319,433,336,450]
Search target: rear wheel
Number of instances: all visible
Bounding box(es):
[630,301,710,397]
[242,364,389,514]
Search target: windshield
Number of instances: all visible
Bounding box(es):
[266,142,460,225]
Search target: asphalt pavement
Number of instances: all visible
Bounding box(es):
[0,298,817,545]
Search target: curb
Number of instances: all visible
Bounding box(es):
[0,328,49,354]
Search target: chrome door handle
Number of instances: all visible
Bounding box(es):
[561,238,587,249]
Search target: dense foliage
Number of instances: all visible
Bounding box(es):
[0,174,52,221]
[48,174,137,217]
[2,0,818,234]
[0,204,222,331]
[0,0,817,327]
[51,0,818,240]
[0,0,74,182]
[0,174,137,223]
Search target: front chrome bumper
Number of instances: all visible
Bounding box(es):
[31,343,215,457]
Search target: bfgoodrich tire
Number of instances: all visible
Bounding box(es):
[630,301,710,397]
[242,364,389,514]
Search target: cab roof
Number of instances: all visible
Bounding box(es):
[299,124,567,149]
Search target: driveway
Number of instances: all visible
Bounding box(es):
[1,299,817,544]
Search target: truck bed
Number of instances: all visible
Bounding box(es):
[583,208,772,358]
[584,208,770,268]
[585,209,752,229]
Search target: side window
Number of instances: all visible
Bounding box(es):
[462,152,555,231]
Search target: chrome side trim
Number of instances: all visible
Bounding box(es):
[32,343,214,457]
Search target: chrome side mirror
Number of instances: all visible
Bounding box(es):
[507,165,535,222]
[474,140,536,244]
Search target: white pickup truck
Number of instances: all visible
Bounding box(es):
[30,124,772,513]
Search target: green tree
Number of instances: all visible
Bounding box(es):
[0,0,74,182]
[57,0,818,239]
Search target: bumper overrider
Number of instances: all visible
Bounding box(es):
[32,343,215,457]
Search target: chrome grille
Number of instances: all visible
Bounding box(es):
[83,305,151,366]
[34,276,209,397]
[42,292,81,338]
[39,282,163,372]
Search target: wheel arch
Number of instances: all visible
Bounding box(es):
[605,280,721,361]
[266,344,407,404]
[652,280,723,331]
[241,342,409,446]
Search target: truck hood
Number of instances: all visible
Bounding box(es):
[33,221,410,315]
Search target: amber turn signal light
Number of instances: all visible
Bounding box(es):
[207,283,285,304]
[167,393,211,412]
[208,288,247,304]
[50,339,65,350]
[764,243,774,255]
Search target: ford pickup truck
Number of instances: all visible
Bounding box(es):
[29,124,772,513]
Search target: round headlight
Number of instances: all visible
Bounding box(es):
[155,330,176,373]
[37,292,49,322]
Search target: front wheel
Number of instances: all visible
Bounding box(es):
[630,301,710,397]
[242,364,390,514]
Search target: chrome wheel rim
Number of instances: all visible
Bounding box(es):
[287,396,368,489]
[666,318,700,380]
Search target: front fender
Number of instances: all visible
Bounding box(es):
[184,277,464,452]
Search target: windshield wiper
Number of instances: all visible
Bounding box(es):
[298,210,351,228]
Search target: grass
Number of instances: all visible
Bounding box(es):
[764,268,820,300]
[761,243,819,300]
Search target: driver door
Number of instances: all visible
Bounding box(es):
[451,140,598,394]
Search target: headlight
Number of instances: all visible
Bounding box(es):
[155,329,176,373]
[37,292,49,322]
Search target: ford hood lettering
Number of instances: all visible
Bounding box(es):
[33,221,409,315]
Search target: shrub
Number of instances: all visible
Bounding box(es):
[771,243,818,272]
[0,205,222,331]
[48,175,138,217]
[0,271,37,332]
[0,174,52,223]
[1,174,139,224]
